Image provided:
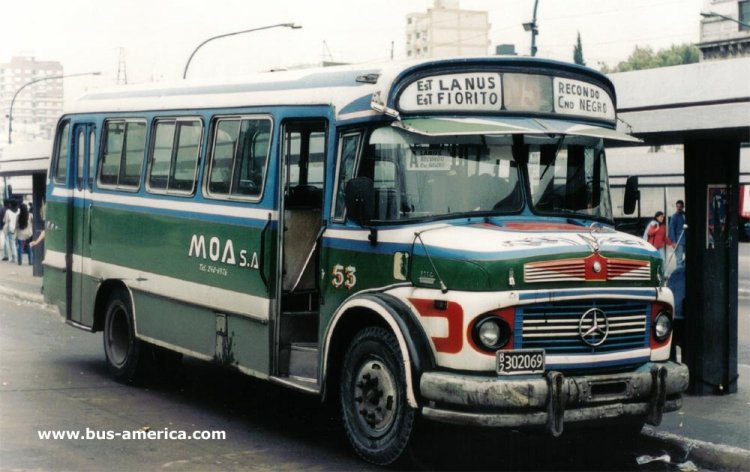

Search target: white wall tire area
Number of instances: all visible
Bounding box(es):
[103,289,146,383]
[340,327,416,466]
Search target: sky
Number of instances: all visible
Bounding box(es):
[0,0,704,104]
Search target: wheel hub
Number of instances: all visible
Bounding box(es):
[353,360,397,433]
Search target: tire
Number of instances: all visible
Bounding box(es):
[103,288,146,383]
[340,327,416,466]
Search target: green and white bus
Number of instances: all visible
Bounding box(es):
[44,56,689,465]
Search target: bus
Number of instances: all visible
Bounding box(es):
[609,146,750,241]
[44,57,689,465]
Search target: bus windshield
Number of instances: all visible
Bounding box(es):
[527,134,612,220]
[361,126,524,221]
[359,126,612,222]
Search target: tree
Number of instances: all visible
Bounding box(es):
[601,44,700,73]
[573,31,586,66]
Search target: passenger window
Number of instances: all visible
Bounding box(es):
[76,130,86,190]
[206,117,271,199]
[53,122,71,184]
[88,130,96,189]
[148,118,202,194]
[100,120,147,189]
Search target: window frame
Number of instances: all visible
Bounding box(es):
[98,118,148,192]
[331,130,364,222]
[146,116,204,196]
[203,114,274,202]
[52,120,71,185]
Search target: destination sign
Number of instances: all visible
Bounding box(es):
[396,72,616,123]
[553,77,615,121]
[398,73,503,112]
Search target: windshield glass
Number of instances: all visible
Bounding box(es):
[358,126,524,221]
[527,135,612,220]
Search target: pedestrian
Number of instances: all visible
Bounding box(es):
[3,200,19,263]
[15,202,33,266]
[669,200,686,268]
[644,211,672,263]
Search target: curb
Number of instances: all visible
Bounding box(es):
[643,427,750,471]
[0,284,45,305]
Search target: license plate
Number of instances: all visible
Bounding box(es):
[496,349,545,375]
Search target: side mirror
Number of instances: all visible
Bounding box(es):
[345,177,375,227]
[623,176,640,215]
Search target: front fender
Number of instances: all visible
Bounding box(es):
[321,292,435,408]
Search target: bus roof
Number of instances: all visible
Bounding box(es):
[66,56,614,122]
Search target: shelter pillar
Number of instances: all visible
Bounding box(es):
[683,139,740,395]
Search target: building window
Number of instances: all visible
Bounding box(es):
[740,1,750,31]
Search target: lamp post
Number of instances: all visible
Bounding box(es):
[7,71,101,144]
[523,0,540,57]
[183,23,302,79]
[700,11,750,29]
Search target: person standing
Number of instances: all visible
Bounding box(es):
[669,200,686,268]
[644,211,672,264]
[14,203,33,265]
[3,201,19,263]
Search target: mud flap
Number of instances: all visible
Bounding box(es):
[546,371,565,437]
[646,366,668,426]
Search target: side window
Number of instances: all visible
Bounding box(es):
[283,121,327,209]
[333,132,362,219]
[100,120,147,190]
[76,129,86,190]
[88,129,96,189]
[206,117,271,199]
[53,121,71,184]
[147,118,202,195]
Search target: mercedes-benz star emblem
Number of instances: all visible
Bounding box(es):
[578,308,609,347]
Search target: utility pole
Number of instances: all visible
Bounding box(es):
[116,48,128,85]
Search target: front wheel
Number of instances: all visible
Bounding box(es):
[340,327,416,465]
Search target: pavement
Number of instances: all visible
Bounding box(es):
[0,258,748,471]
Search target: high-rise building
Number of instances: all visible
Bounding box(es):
[697,0,750,60]
[406,0,490,59]
[0,56,64,143]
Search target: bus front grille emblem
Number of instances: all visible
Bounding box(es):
[578,308,609,347]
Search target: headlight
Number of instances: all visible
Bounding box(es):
[474,317,511,351]
[653,311,672,342]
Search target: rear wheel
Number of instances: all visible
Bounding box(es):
[103,288,146,383]
[340,327,416,465]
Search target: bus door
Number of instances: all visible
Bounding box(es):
[69,122,96,326]
[275,119,327,382]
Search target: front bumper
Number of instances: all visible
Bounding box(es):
[419,362,689,435]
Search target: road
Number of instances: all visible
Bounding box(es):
[1,280,748,470]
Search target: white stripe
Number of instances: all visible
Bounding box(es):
[51,186,278,221]
[325,223,451,244]
[547,348,650,365]
[45,250,269,320]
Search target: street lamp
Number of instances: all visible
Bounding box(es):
[7,71,101,144]
[523,0,540,57]
[700,11,750,29]
[183,23,302,79]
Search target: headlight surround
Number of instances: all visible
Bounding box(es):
[653,311,673,342]
[473,316,511,351]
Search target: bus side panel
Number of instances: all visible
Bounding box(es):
[43,194,71,319]
[133,292,216,359]
[227,315,270,375]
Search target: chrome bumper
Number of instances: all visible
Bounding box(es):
[419,362,689,435]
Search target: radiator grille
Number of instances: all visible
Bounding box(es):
[523,258,651,283]
[517,300,649,354]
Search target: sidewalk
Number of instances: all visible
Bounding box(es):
[0,262,748,470]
